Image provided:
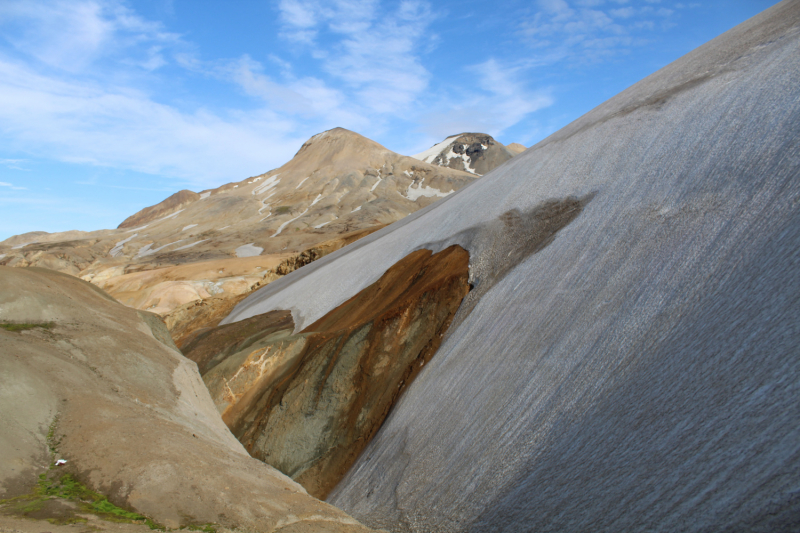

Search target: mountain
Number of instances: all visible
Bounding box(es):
[0,128,478,345]
[0,266,374,532]
[505,142,526,155]
[216,2,800,531]
[411,132,520,175]
[182,245,470,500]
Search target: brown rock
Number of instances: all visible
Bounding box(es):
[184,245,470,499]
[0,128,474,350]
[0,266,374,532]
[413,133,518,175]
[118,189,200,229]
[506,142,527,155]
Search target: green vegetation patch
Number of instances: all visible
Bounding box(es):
[0,415,219,532]
[274,205,292,215]
[0,321,55,332]
[0,472,163,528]
[0,414,164,529]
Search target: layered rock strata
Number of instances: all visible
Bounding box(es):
[183,246,470,499]
[220,3,800,531]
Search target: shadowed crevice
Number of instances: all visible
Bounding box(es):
[182,245,471,499]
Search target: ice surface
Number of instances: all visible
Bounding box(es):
[412,136,458,163]
[109,233,137,257]
[403,178,453,201]
[227,10,800,530]
[370,172,383,192]
[252,174,280,195]
[235,243,263,257]
[173,240,207,251]
[136,239,185,258]
[296,176,310,189]
[271,208,309,237]
[182,224,198,231]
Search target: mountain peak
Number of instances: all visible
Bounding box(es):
[412,133,520,175]
[294,127,388,159]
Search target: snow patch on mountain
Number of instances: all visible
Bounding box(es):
[109,233,137,257]
[253,174,280,195]
[174,240,207,251]
[404,179,453,201]
[413,136,458,163]
[272,209,309,238]
[235,243,263,257]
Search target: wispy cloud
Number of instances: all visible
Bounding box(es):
[0,0,684,193]
[0,0,181,73]
[277,0,434,115]
[0,181,27,190]
[520,0,675,63]
[0,158,30,171]
[0,54,313,188]
[418,58,553,143]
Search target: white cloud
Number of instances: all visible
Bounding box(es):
[0,56,308,188]
[0,181,27,190]
[0,0,563,192]
[0,159,30,171]
[521,0,673,63]
[277,0,433,115]
[0,0,180,73]
[418,59,553,142]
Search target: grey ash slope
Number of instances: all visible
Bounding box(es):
[224,2,800,532]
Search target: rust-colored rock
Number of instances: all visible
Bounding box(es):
[184,245,470,498]
[118,189,200,229]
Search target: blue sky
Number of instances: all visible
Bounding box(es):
[0,0,779,240]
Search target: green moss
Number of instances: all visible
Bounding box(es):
[2,414,218,532]
[274,205,292,215]
[0,321,55,332]
[47,416,62,456]
[0,472,165,529]
[184,524,217,533]
[0,416,169,529]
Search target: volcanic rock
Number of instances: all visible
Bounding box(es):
[183,246,470,499]
[505,142,526,155]
[0,266,373,532]
[0,129,477,344]
[412,133,519,175]
[222,2,800,531]
[118,190,201,229]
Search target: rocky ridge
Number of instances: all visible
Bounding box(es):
[412,133,520,176]
[0,128,477,343]
[220,3,800,531]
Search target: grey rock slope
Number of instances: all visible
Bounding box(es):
[224,2,800,531]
